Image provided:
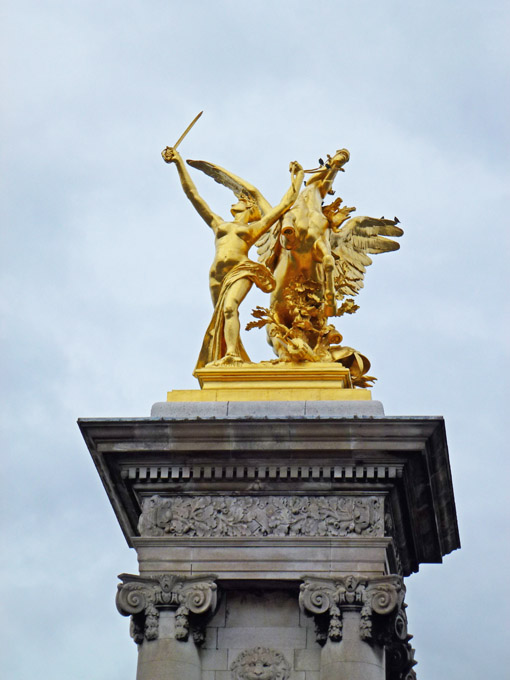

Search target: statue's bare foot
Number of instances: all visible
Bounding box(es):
[211,354,246,367]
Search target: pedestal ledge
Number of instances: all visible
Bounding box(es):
[169,362,372,402]
[151,400,385,419]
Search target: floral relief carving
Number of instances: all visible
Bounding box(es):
[138,495,383,538]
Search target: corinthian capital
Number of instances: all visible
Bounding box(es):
[116,573,217,645]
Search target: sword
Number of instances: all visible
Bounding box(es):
[162,111,203,163]
[173,111,203,150]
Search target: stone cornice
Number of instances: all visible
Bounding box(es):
[79,415,459,574]
[79,416,447,453]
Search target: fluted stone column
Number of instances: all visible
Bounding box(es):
[116,573,217,680]
[300,575,416,680]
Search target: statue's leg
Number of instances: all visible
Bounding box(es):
[222,278,253,360]
[323,254,337,317]
[313,241,337,317]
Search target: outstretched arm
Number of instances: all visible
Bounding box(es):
[162,147,222,229]
[250,161,304,242]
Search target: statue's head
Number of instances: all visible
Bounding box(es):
[331,148,350,167]
[231,192,262,221]
[231,648,291,680]
[304,148,351,186]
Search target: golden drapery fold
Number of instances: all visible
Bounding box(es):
[195,261,275,371]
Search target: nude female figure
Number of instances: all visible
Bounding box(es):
[162,146,303,365]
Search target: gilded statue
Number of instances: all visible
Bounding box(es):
[253,149,403,386]
[162,114,402,387]
[162,145,303,367]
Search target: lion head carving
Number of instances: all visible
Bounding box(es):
[231,647,291,680]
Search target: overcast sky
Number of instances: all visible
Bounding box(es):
[2,1,509,678]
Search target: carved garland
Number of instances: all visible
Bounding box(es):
[138,495,384,538]
[116,573,217,645]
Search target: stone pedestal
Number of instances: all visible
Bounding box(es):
[79,400,459,679]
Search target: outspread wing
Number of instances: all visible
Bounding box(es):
[186,159,272,216]
[329,216,403,297]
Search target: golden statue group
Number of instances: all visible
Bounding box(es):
[162,114,403,388]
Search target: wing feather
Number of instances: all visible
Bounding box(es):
[186,159,272,215]
[330,216,403,297]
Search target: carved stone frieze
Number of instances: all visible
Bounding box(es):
[138,494,384,538]
[231,647,291,680]
[116,573,217,645]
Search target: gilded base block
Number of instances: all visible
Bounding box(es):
[167,362,371,402]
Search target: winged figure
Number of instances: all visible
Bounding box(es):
[162,136,401,386]
[251,149,403,386]
[161,146,303,369]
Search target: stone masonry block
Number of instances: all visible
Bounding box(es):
[209,597,226,628]
[305,628,319,649]
[200,649,229,671]
[150,402,229,418]
[218,627,307,650]
[304,400,384,417]
[294,649,321,672]
[203,627,218,650]
[225,591,299,628]
[226,401,306,419]
[321,660,383,680]
[298,609,315,629]
[214,672,233,680]
[305,672,320,680]
[290,673,305,680]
